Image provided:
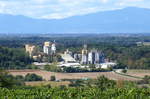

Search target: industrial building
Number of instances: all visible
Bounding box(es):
[88,49,103,64]
[81,44,88,64]
[51,42,56,54]
[60,49,81,67]
[43,41,56,55]
[43,41,51,55]
[25,44,36,57]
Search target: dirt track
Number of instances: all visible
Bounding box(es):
[8,70,140,81]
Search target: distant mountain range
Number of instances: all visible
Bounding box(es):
[0,7,150,33]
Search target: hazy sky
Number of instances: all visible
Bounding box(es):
[0,0,149,19]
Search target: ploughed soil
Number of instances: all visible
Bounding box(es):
[127,70,150,78]
[8,69,140,81]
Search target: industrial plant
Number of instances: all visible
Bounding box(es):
[25,42,116,69]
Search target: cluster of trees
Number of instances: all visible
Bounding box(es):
[104,46,150,69]
[0,70,43,88]
[63,67,112,73]
[0,46,33,69]
[68,76,116,89]
[44,64,62,72]
[24,73,43,81]
[0,70,24,87]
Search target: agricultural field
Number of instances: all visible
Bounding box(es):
[8,70,140,81]
[25,81,70,87]
[127,70,150,78]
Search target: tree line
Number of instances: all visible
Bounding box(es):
[0,46,33,69]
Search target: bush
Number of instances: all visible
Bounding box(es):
[59,85,66,90]
[15,75,25,81]
[138,75,150,84]
[114,62,127,69]
[69,80,84,87]
[50,75,56,81]
[25,73,43,81]
[96,75,116,91]
[122,69,127,73]
[44,64,62,72]
[43,84,51,88]
[0,70,24,87]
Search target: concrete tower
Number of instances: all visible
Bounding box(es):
[88,50,96,64]
[81,44,88,64]
[88,49,100,64]
[25,44,36,57]
[51,41,56,54]
[43,41,51,55]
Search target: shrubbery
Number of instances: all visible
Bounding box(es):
[50,75,56,81]
[138,75,150,84]
[44,64,62,72]
[62,67,111,73]
[0,47,33,69]
[0,70,24,88]
[25,73,43,81]
[96,75,116,91]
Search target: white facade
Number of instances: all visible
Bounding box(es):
[88,50,104,64]
[43,46,50,54]
[88,52,93,64]
[81,54,88,64]
[58,63,81,67]
[95,52,100,64]
[99,62,117,69]
[43,41,51,55]
[51,43,56,54]
[43,41,56,55]
[81,44,88,64]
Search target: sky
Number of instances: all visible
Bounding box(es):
[0,0,149,19]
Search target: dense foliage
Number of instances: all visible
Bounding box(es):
[0,70,44,88]
[0,87,150,99]
[25,73,43,81]
[63,67,111,73]
[50,75,56,81]
[0,46,33,69]
[44,64,62,72]
[0,70,24,87]
[104,46,150,69]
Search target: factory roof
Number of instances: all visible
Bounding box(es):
[61,54,76,63]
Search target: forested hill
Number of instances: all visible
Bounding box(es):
[0,47,33,69]
[0,7,150,33]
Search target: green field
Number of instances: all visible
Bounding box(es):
[0,87,150,99]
